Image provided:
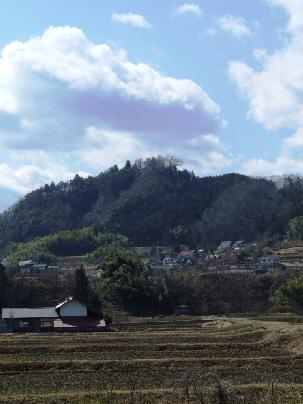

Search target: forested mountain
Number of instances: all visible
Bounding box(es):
[1,156,303,249]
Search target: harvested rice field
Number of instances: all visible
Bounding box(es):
[1,315,303,403]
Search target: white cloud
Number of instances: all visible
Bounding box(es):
[174,3,203,18]
[243,154,303,176]
[283,128,303,149]
[186,150,232,173]
[230,1,303,176]
[253,48,269,62]
[186,133,232,172]
[0,25,229,203]
[229,38,303,130]
[0,26,219,116]
[229,0,303,130]
[188,133,224,149]
[112,13,152,29]
[82,127,231,174]
[265,0,303,32]
[0,158,86,194]
[82,126,153,168]
[216,15,251,38]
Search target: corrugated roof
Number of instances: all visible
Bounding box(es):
[2,307,58,319]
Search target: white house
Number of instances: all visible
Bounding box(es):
[217,241,232,253]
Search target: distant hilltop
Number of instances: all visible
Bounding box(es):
[1,156,303,249]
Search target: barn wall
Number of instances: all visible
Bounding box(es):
[59,301,87,317]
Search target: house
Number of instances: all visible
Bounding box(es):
[19,263,60,278]
[180,250,197,264]
[18,260,34,274]
[32,264,48,272]
[180,250,196,259]
[48,265,60,272]
[217,241,232,253]
[85,267,102,279]
[156,246,174,256]
[132,247,153,258]
[260,255,281,268]
[222,252,239,264]
[232,240,244,250]
[2,296,105,333]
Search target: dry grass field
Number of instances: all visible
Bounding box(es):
[1,315,303,403]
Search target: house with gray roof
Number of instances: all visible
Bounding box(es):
[2,296,105,332]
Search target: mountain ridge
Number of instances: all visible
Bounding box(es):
[1,157,303,249]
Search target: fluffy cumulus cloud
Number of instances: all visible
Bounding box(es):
[216,15,251,38]
[266,0,303,32]
[81,127,153,168]
[283,128,303,149]
[0,162,69,194]
[174,3,203,18]
[186,134,231,171]
[229,0,303,174]
[0,26,229,209]
[111,13,152,29]
[0,151,89,194]
[229,39,303,129]
[243,154,303,176]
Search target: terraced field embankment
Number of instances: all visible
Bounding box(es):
[1,316,303,403]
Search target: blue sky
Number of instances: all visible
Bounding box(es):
[0,0,303,211]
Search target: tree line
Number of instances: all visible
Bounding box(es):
[2,157,303,249]
[2,247,303,316]
[6,228,128,265]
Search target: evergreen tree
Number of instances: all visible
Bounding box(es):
[124,160,131,169]
[73,265,89,303]
[73,265,102,314]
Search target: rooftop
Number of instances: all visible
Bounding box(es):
[2,307,58,319]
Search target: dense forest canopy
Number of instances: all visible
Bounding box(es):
[1,156,303,249]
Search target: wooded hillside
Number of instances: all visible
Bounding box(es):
[1,157,303,248]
